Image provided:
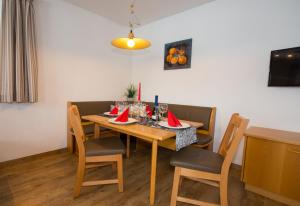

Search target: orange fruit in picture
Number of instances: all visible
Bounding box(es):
[178,49,185,55]
[170,57,178,64]
[166,54,172,63]
[178,55,187,65]
[169,48,177,55]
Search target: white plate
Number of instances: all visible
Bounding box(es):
[104,112,119,116]
[108,118,137,125]
[158,121,191,129]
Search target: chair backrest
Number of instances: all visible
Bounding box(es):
[218,113,249,175]
[69,105,86,155]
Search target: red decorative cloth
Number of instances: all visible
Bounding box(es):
[115,108,129,122]
[146,105,152,117]
[110,106,118,115]
[168,110,182,127]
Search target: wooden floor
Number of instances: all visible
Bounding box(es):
[0,144,286,206]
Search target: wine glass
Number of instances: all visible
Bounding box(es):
[129,104,134,118]
[116,101,126,113]
[115,101,121,112]
[159,103,168,120]
[132,103,139,119]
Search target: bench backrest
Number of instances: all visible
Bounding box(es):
[146,102,215,131]
[70,101,114,116]
[68,100,215,135]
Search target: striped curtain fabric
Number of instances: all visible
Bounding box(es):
[0,0,38,103]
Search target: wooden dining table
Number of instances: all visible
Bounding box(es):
[82,115,203,205]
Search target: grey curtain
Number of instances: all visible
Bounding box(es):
[0,0,38,103]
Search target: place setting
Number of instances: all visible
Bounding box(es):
[158,110,191,129]
[103,105,119,116]
[108,107,138,125]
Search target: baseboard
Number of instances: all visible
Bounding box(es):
[0,148,68,167]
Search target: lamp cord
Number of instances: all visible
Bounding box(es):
[129,0,140,30]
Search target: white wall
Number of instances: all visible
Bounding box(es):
[0,0,132,162]
[132,0,300,164]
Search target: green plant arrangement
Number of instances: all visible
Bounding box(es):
[124,83,137,100]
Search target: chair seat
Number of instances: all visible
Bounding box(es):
[170,146,224,174]
[85,136,126,156]
[196,133,213,145]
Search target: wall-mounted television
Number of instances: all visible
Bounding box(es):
[268,47,300,86]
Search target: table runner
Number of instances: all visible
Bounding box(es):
[100,114,197,151]
[140,122,197,150]
[168,127,197,151]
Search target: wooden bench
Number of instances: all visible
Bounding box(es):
[67,101,216,153]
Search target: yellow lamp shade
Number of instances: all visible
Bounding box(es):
[111,37,151,50]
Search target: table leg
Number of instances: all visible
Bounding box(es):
[94,124,100,138]
[150,139,158,205]
[126,134,130,158]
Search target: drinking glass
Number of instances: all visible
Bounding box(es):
[159,103,168,120]
[129,104,134,118]
[110,104,115,111]
[123,101,129,111]
[132,103,139,119]
[117,101,128,113]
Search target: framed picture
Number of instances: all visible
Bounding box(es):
[164,38,192,70]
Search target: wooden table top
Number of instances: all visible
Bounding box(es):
[245,126,300,146]
[82,115,203,141]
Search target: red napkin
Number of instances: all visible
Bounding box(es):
[115,108,129,122]
[110,106,118,115]
[168,111,182,127]
[146,105,152,117]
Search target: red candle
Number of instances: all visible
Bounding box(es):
[138,82,141,101]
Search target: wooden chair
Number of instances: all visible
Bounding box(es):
[67,101,119,154]
[194,107,216,150]
[69,105,125,197]
[170,113,249,206]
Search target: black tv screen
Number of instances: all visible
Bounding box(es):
[268,47,300,86]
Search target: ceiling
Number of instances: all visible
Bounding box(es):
[63,0,213,27]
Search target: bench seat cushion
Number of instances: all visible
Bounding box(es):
[170,146,224,173]
[196,133,213,145]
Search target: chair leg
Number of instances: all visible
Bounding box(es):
[117,154,124,192]
[94,124,100,139]
[170,167,181,206]
[74,158,85,198]
[220,176,228,206]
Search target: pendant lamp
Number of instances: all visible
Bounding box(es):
[111,2,151,50]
